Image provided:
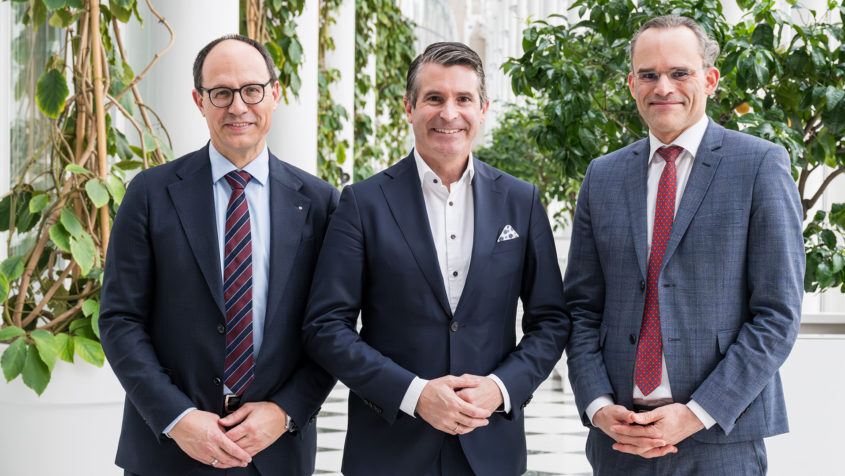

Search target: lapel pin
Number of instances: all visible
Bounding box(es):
[298,206,303,211]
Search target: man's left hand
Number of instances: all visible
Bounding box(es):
[220,402,288,457]
[455,374,504,413]
[611,403,704,458]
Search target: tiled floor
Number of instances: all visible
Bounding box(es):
[313,370,592,476]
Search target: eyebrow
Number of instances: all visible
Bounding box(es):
[635,67,693,74]
[421,90,477,99]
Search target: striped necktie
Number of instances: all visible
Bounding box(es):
[223,170,255,395]
[634,145,682,396]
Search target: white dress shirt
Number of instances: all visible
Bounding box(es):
[398,150,512,417]
[164,143,272,436]
[586,115,716,429]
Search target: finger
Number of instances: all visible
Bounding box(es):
[611,423,661,438]
[640,445,678,458]
[217,433,252,464]
[225,425,249,443]
[611,442,656,456]
[609,433,666,448]
[630,411,662,426]
[456,398,492,419]
[219,407,251,427]
[455,413,489,429]
[447,375,483,389]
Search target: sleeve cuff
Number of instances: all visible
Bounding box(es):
[585,395,614,426]
[686,399,717,429]
[487,374,511,413]
[399,376,428,417]
[163,407,196,438]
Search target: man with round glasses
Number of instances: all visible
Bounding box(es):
[100,34,339,475]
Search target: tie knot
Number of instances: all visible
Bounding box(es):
[225,170,251,190]
[657,146,683,164]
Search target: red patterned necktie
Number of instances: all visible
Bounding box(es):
[634,145,682,395]
[223,170,254,395]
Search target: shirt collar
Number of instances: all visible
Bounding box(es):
[413,148,475,187]
[209,142,269,187]
[648,114,709,164]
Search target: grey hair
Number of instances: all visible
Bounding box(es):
[405,42,487,108]
[193,34,277,90]
[629,15,721,70]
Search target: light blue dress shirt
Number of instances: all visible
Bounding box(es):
[163,143,272,436]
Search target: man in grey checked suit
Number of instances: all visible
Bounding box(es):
[564,15,804,474]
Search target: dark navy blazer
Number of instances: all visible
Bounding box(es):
[302,152,570,475]
[99,145,339,475]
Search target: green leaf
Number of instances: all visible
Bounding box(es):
[0,274,8,301]
[85,179,110,208]
[1,256,25,281]
[22,344,50,395]
[69,317,91,332]
[82,299,99,317]
[60,207,85,238]
[55,333,74,363]
[287,40,303,64]
[65,163,92,175]
[109,0,132,22]
[0,326,26,340]
[30,329,58,372]
[107,175,126,206]
[73,336,104,367]
[70,233,97,276]
[35,69,69,119]
[67,0,83,7]
[43,0,68,8]
[751,23,774,48]
[114,130,133,160]
[48,9,75,28]
[143,131,157,150]
[49,223,71,252]
[821,229,837,248]
[0,195,10,232]
[29,192,49,213]
[825,86,844,111]
[1,338,27,382]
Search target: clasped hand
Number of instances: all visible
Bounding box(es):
[415,374,503,435]
[170,401,288,468]
[593,403,704,459]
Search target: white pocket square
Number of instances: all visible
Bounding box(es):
[497,225,519,242]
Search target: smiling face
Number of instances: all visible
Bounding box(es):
[192,39,280,167]
[404,62,489,169]
[628,26,719,143]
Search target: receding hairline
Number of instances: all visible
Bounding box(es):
[200,39,273,86]
[630,25,704,71]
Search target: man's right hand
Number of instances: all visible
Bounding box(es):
[169,409,252,469]
[415,375,492,435]
[593,405,674,457]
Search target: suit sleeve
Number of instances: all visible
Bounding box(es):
[98,172,195,439]
[563,162,618,426]
[488,185,571,420]
[689,145,804,434]
[301,186,416,424]
[269,185,340,434]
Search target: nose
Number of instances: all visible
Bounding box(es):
[439,99,459,121]
[654,73,674,96]
[227,91,249,114]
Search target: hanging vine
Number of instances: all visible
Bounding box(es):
[316,0,348,187]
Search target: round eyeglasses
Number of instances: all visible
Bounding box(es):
[198,79,273,108]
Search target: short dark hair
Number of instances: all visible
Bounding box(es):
[629,15,720,71]
[405,42,487,108]
[193,34,277,90]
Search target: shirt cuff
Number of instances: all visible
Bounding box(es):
[686,399,717,429]
[163,407,196,438]
[585,394,614,426]
[487,374,511,413]
[399,376,429,417]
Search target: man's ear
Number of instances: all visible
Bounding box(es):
[192,89,205,116]
[704,67,720,95]
[404,96,413,123]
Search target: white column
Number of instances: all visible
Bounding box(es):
[267,1,319,175]
[0,2,10,260]
[125,0,239,158]
[325,0,355,184]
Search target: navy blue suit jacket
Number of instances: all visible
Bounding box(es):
[565,121,805,445]
[99,145,339,475]
[302,152,570,475]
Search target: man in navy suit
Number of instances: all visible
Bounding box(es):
[564,15,804,474]
[302,42,570,475]
[99,35,338,475]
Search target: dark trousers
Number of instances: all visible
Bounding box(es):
[422,435,476,476]
[126,464,262,476]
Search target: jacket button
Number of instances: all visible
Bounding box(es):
[213,377,222,386]
[450,321,459,332]
[217,323,226,334]
[639,280,645,291]
[629,334,636,345]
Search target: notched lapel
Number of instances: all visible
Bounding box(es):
[167,151,224,316]
[663,123,725,265]
[454,160,505,316]
[381,155,452,317]
[625,140,650,279]
[265,157,310,327]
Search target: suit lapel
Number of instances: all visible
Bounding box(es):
[167,146,225,316]
[625,139,651,280]
[264,154,310,328]
[662,121,725,266]
[454,159,505,316]
[381,153,452,317]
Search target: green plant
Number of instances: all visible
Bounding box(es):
[316,0,349,187]
[0,0,172,395]
[503,0,845,292]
